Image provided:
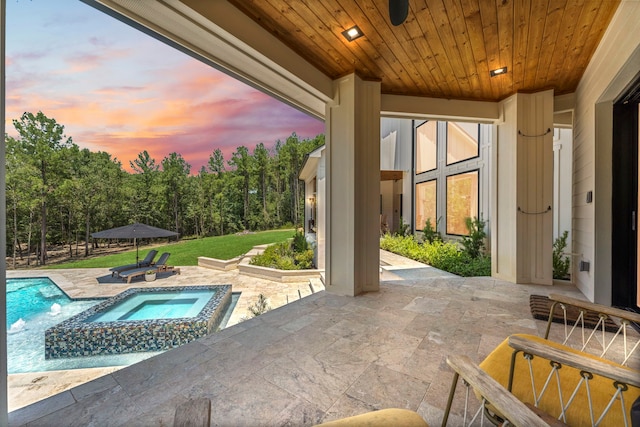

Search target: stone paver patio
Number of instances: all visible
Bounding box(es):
[7,253,585,426]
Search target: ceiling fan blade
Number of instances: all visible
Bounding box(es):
[389,0,409,26]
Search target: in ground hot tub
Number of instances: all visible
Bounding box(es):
[45,285,231,358]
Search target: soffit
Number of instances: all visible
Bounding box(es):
[222,0,620,102]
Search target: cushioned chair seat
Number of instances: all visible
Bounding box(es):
[480,334,640,426]
[314,408,429,427]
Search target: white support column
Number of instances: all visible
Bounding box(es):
[1,0,8,423]
[325,74,381,296]
[493,90,554,285]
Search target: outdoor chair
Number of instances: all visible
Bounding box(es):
[109,249,158,277]
[119,252,174,283]
[315,408,428,426]
[443,293,640,426]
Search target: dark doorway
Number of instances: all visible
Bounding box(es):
[612,75,640,310]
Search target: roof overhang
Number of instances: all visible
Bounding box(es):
[83,0,582,124]
[299,145,325,182]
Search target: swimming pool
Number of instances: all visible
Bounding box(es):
[7,278,239,373]
[7,277,88,327]
[45,285,233,359]
[6,278,106,373]
[86,288,218,322]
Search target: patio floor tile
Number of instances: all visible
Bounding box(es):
[8,257,588,426]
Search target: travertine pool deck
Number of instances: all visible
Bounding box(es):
[8,257,586,426]
[7,263,318,412]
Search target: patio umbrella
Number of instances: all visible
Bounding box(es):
[91,222,178,264]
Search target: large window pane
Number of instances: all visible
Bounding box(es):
[446,122,479,165]
[415,180,436,231]
[416,121,437,173]
[446,171,478,235]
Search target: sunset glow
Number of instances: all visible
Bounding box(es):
[6,0,325,172]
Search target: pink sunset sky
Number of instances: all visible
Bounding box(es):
[5,0,325,172]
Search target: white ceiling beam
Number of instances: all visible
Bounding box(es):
[381,94,500,122]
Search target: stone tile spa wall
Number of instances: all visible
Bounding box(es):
[45,285,232,359]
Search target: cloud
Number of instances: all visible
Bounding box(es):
[5,0,324,174]
[9,50,48,61]
[93,86,147,96]
[88,36,111,49]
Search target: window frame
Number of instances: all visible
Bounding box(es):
[445,169,480,236]
[415,179,437,232]
[415,120,438,174]
[445,122,480,167]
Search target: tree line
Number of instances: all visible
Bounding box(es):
[6,111,324,267]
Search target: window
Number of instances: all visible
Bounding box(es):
[446,122,479,165]
[416,121,437,173]
[446,171,478,235]
[415,180,437,231]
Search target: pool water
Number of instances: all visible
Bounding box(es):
[86,289,217,322]
[6,278,239,373]
[7,278,107,373]
[7,277,75,326]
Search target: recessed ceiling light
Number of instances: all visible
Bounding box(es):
[490,67,508,77]
[342,25,363,42]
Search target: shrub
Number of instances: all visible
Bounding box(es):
[247,294,271,317]
[553,230,571,279]
[292,230,309,252]
[448,254,491,277]
[396,217,412,237]
[294,249,314,269]
[422,240,462,270]
[250,233,314,270]
[461,216,486,259]
[422,217,442,244]
[381,233,420,256]
[380,234,491,277]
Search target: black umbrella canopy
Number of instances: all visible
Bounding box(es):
[92,223,178,264]
[92,223,178,239]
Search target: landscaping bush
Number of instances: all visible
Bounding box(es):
[460,216,486,259]
[380,232,491,277]
[240,293,272,321]
[292,230,309,252]
[553,230,571,279]
[250,232,314,270]
[422,217,442,244]
[396,217,412,237]
[421,240,463,271]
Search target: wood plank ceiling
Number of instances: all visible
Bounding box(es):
[226,0,620,102]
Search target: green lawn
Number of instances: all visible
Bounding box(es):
[45,229,295,269]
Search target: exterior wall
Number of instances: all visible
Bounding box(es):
[381,118,413,229]
[553,128,573,252]
[380,181,394,233]
[317,154,326,270]
[302,119,410,270]
[572,1,640,303]
[413,120,492,239]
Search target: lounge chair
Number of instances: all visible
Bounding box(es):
[120,252,174,283]
[443,294,640,426]
[109,250,158,277]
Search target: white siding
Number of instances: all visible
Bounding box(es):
[572,1,640,302]
[381,118,413,227]
[553,128,573,249]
